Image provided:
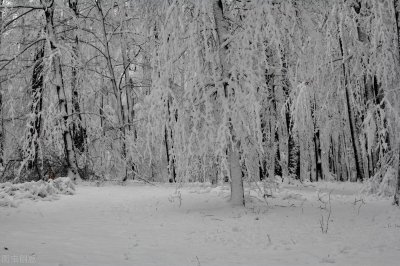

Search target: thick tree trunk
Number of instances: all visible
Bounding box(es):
[313,129,322,181]
[338,32,365,182]
[229,144,244,205]
[68,0,86,153]
[246,143,260,181]
[288,130,300,178]
[44,0,81,181]
[312,95,322,181]
[363,75,382,180]
[29,44,45,179]
[212,0,244,206]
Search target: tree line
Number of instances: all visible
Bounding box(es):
[0,0,399,206]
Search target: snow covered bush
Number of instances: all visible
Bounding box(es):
[0,177,75,207]
[361,167,397,197]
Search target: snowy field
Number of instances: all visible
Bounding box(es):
[1,180,400,266]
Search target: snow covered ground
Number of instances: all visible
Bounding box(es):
[0,180,399,266]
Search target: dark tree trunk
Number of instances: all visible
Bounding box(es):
[393,0,400,205]
[311,95,322,181]
[395,145,400,205]
[0,0,3,167]
[0,93,3,167]
[165,96,176,183]
[44,0,81,181]
[68,0,87,153]
[25,43,45,179]
[313,129,322,181]
[288,131,300,179]
[338,33,365,182]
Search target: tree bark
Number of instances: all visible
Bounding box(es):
[389,0,400,205]
[311,96,322,181]
[0,93,3,168]
[396,146,400,205]
[44,0,81,181]
[268,77,278,180]
[68,0,86,153]
[0,0,3,168]
[119,2,132,132]
[164,95,176,183]
[338,26,365,182]
[28,43,45,179]
[229,143,244,205]
[212,0,244,206]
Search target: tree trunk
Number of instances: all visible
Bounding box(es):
[229,144,244,206]
[0,0,3,168]
[212,0,244,206]
[268,79,277,180]
[311,96,322,181]
[0,93,3,168]
[44,0,81,181]
[29,43,45,179]
[338,28,365,182]
[96,0,127,180]
[355,1,378,180]
[288,130,300,178]
[95,0,124,127]
[164,94,176,183]
[68,0,86,153]
[389,0,400,205]
[395,145,400,205]
[119,2,132,132]
[119,3,138,179]
[100,74,105,133]
[313,129,322,181]
[275,53,290,179]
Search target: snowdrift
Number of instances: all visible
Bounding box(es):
[0,177,75,207]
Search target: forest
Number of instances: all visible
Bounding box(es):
[1,0,399,204]
[0,0,400,265]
